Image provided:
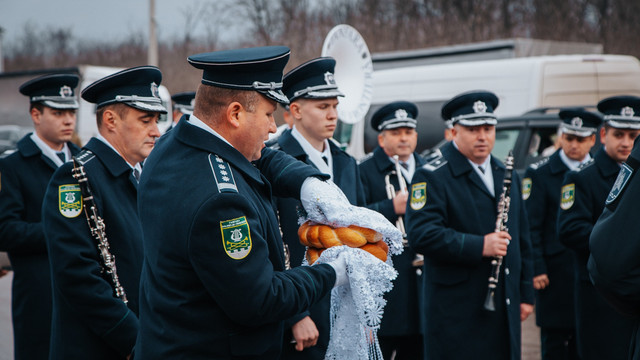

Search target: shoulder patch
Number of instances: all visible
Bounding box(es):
[577,158,595,172]
[220,216,252,260]
[422,154,447,172]
[560,183,575,210]
[209,154,237,193]
[410,182,427,210]
[529,157,549,170]
[58,184,83,218]
[522,177,532,200]
[606,163,633,204]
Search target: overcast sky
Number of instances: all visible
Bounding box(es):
[0,0,214,46]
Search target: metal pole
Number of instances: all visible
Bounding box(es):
[148,0,158,66]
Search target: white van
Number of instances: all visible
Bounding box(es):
[337,54,640,160]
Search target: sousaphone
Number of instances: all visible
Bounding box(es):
[321,24,374,125]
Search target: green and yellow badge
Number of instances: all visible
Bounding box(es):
[220,216,252,260]
[410,182,427,210]
[522,178,532,200]
[560,183,575,210]
[58,184,82,218]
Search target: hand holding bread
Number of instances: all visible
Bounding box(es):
[298,221,388,264]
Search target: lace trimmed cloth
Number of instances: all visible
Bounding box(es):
[301,180,403,360]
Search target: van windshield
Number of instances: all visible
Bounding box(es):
[493,129,519,161]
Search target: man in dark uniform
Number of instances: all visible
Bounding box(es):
[406,90,534,360]
[523,108,600,360]
[0,73,80,360]
[169,91,195,130]
[589,97,640,360]
[271,56,365,359]
[41,66,167,360]
[558,96,640,360]
[358,101,424,359]
[135,46,393,359]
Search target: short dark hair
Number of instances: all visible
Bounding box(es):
[193,84,259,121]
[29,102,45,113]
[95,103,131,128]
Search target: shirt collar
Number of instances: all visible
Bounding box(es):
[30,132,69,167]
[291,125,333,179]
[559,149,591,171]
[95,132,142,170]
[188,114,233,147]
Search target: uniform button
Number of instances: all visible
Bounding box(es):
[506,298,511,305]
[505,268,510,275]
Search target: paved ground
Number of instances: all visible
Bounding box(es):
[0,272,13,360]
[523,310,542,360]
[0,271,542,359]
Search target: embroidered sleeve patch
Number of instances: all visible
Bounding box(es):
[522,178,532,200]
[58,184,83,218]
[220,216,252,260]
[560,183,575,210]
[606,163,633,204]
[410,182,427,210]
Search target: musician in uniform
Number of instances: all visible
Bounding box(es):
[406,90,534,360]
[169,91,195,130]
[272,56,365,360]
[41,66,167,359]
[589,98,640,360]
[558,96,640,360]
[358,101,424,359]
[523,108,600,360]
[134,46,392,359]
[0,73,80,360]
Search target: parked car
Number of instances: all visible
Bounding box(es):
[0,125,32,156]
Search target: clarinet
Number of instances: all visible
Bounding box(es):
[483,150,514,311]
[71,157,128,304]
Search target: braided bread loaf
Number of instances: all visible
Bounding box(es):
[298,221,387,264]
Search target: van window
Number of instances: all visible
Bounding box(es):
[493,129,519,161]
[334,120,353,146]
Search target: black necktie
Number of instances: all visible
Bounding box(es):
[56,152,66,162]
[132,168,140,182]
[401,162,409,170]
[478,166,485,174]
[322,156,328,165]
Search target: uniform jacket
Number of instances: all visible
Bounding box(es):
[358,146,424,337]
[272,128,365,359]
[558,147,634,360]
[406,141,534,360]
[589,139,640,360]
[43,138,143,359]
[523,150,576,329]
[135,119,336,359]
[0,135,79,360]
